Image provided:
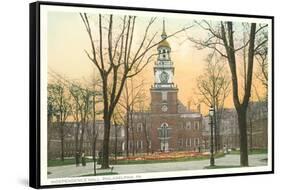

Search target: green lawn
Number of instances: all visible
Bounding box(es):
[48,158,95,167]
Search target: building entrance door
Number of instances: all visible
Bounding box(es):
[159,123,169,152]
[160,142,169,152]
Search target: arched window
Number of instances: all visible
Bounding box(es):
[158,123,169,138]
[137,123,143,132]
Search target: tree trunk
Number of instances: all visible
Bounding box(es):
[114,122,118,163]
[101,115,111,169]
[237,107,249,166]
[75,122,80,165]
[143,121,150,155]
[79,121,85,155]
[215,106,222,152]
[92,95,97,174]
[93,136,97,175]
[130,111,135,156]
[92,95,96,160]
[249,118,253,152]
[125,109,130,158]
[60,125,64,161]
[221,22,256,166]
[58,114,64,161]
[93,144,96,175]
[47,115,52,159]
[92,134,96,160]
[213,109,218,153]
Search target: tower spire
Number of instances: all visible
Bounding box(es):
[161,19,167,39]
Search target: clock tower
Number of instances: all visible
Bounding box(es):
[150,20,178,114]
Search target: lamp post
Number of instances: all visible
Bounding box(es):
[209,106,215,166]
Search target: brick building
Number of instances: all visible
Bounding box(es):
[202,101,268,152]
[48,121,125,159]
[129,21,203,154]
[247,101,268,149]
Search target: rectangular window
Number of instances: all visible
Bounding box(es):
[158,128,162,137]
[178,138,184,147]
[193,138,200,146]
[185,121,191,129]
[129,141,134,150]
[162,91,167,101]
[137,123,143,133]
[195,121,200,130]
[120,128,125,137]
[186,138,190,146]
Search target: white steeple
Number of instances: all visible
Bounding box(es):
[152,19,176,89]
[161,19,167,39]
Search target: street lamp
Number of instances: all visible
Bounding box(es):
[209,106,215,166]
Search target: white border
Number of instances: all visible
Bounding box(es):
[40,4,273,186]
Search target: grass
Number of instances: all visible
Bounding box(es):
[79,172,118,177]
[110,152,225,165]
[204,165,241,169]
[229,148,267,155]
[48,158,94,167]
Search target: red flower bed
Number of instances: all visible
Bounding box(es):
[117,151,208,161]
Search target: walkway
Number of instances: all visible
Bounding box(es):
[47,154,267,178]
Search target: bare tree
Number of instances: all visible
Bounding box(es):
[48,82,71,161]
[137,95,151,155]
[196,53,230,152]
[47,85,55,155]
[85,77,102,174]
[191,20,268,166]
[80,13,191,168]
[69,83,93,160]
[255,30,268,96]
[118,78,147,156]
[248,30,268,151]
[112,110,124,163]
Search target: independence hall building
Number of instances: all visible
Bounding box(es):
[128,22,203,154]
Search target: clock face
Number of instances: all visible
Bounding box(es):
[160,71,169,83]
[161,105,168,112]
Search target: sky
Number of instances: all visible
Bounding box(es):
[47,10,268,115]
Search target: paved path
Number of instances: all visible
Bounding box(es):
[47,154,267,178]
